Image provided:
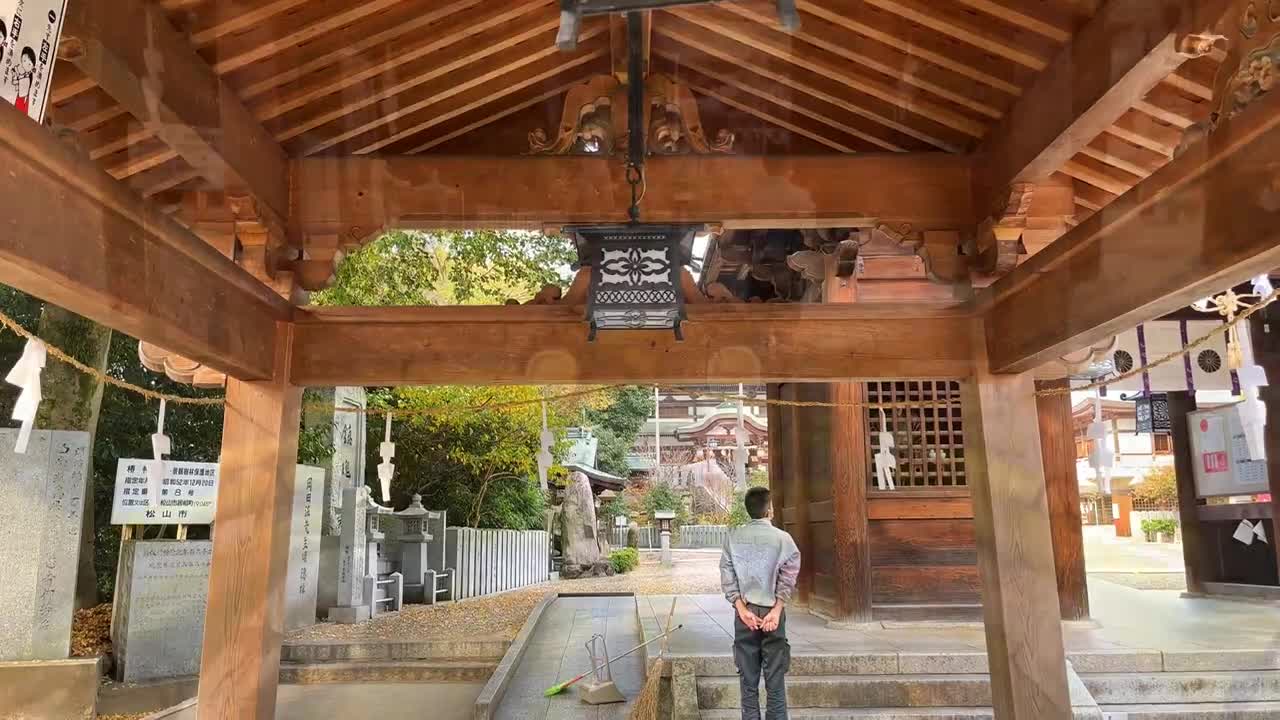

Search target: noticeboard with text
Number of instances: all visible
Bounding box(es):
[1187,404,1269,499]
[111,459,220,525]
[0,0,68,124]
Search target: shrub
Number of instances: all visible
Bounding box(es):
[609,547,640,574]
[1140,518,1179,536]
[1132,465,1178,506]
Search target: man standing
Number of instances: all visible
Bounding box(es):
[720,486,801,720]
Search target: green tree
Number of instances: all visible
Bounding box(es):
[368,386,572,529]
[312,230,573,307]
[1132,464,1179,506]
[584,386,654,477]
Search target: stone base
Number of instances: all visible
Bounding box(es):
[559,562,615,580]
[327,605,371,624]
[0,658,99,720]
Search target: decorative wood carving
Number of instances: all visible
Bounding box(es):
[529,73,734,155]
[786,250,828,285]
[138,341,227,388]
[972,183,1033,279]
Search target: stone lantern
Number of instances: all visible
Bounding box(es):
[654,510,676,567]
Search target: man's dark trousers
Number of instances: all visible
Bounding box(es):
[732,603,790,720]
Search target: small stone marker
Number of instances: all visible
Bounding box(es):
[286,466,325,630]
[111,540,213,682]
[0,430,89,661]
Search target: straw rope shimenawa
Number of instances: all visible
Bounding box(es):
[0,290,1275,417]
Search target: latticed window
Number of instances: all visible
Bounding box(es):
[864,380,966,488]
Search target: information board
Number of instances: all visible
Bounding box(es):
[1188,403,1269,498]
[111,460,220,525]
[0,0,68,123]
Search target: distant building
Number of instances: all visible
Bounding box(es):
[626,385,770,479]
[1071,397,1174,498]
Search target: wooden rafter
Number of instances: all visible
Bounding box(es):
[654,12,960,150]
[651,39,909,152]
[63,0,292,237]
[975,0,1231,209]
[290,153,973,236]
[0,103,288,380]
[981,82,1280,373]
[318,31,610,156]
[862,0,1061,69]
[289,304,975,386]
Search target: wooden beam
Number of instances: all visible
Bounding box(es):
[784,384,815,606]
[610,10,652,82]
[981,81,1280,374]
[766,384,787,528]
[1250,314,1280,583]
[288,304,974,386]
[63,0,291,235]
[197,324,302,720]
[975,0,1230,208]
[963,344,1071,719]
[0,102,288,381]
[290,154,973,235]
[1035,379,1089,621]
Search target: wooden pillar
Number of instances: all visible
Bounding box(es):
[785,385,814,607]
[824,261,873,622]
[963,343,1071,720]
[1168,391,1210,594]
[766,383,786,528]
[197,324,302,720]
[1034,379,1089,620]
[1251,312,1280,581]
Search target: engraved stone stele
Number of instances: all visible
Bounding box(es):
[0,430,89,661]
[111,540,213,682]
[286,466,325,630]
[327,485,371,623]
[325,387,367,536]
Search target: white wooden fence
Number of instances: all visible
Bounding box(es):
[446,528,550,600]
[610,524,729,549]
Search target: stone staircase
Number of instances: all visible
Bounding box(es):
[674,652,1280,720]
[278,638,507,685]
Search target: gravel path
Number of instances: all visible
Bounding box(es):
[288,550,721,643]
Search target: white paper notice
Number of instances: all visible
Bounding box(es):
[1255,522,1269,545]
[1233,519,1256,546]
[0,0,68,124]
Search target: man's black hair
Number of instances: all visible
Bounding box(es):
[744,486,771,520]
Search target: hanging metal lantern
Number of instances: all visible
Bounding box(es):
[570,224,697,340]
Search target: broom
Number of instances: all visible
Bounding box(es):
[542,623,683,697]
[629,597,679,720]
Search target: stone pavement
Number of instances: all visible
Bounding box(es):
[636,579,1280,659]
[495,595,646,720]
[1083,524,1187,574]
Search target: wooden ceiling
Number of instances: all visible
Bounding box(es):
[48,0,1216,224]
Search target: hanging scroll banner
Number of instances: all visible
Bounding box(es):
[0,0,68,124]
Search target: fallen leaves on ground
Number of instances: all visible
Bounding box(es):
[71,602,113,657]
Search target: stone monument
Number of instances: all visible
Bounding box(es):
[0,429,89,661]
[326,485,370,623]
[558,472,612,579]
[325,387,367,536]
[111,540,213,682]
[285,466,325,630]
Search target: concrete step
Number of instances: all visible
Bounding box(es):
[699,708,1102,720]
[1083,671,1280,705]
[1099,701,1280,719]
[696,674,992,709]
[278,659,495,684]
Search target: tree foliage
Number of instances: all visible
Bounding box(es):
[311,230,573,307]
[1132,464,1179,506]
[584,386,654,477]
[368,386,571,529]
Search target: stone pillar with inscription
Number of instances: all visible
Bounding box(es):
[285,466,325,631]
[111,540,214,682]
[327,486,370,623]
[0,430,90,661]
[325,387,367,536]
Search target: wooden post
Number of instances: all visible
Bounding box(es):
[1168,391,1210,594]
[1034,379,1089,621]
[1113,494,1133,538]
[784,385,813,607]
[1250,312,1280,581]
[197,324,301,720]
[823,261,873,622]
[963,340,1071,720]
[766,384,786,528]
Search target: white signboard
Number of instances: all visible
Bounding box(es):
[1188,404,1270,498]
[111,460,219,525]
[0,0,68,124]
